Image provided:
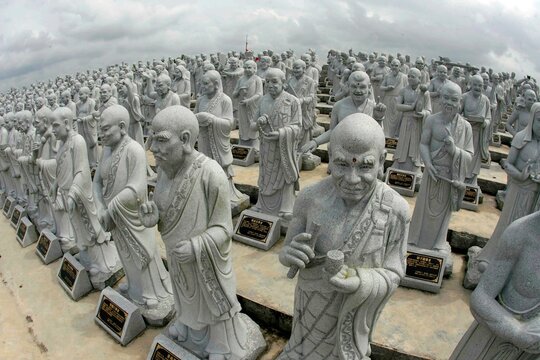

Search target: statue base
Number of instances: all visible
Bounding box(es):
[89,264,125,291]
[148,313,266,360]
[300,153,321,171]
[117,284,176,327]
[230,192,250,218]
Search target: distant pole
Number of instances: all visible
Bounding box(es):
[245,34,248,52]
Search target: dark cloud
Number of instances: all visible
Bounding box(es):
[0,0,539,91]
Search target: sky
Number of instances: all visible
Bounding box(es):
[0,0,539,91]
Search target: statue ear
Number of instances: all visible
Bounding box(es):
[180,131,191,147]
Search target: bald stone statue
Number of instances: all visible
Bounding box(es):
[139,105,265,359]
[278,114,409,359]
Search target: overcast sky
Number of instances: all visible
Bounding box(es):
[0,0,539,91]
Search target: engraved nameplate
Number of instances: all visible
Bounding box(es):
[385,137,398,150]
[232,209,281,251]
[385,168,417,197]
[405,252,444,283]
[97,295,128,337]
[59,256,78,290]
[235,215,273,244]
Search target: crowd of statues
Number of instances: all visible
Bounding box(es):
[0,47,538,359]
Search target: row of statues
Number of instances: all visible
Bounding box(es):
[0,46,538,359]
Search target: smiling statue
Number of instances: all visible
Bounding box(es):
[278,114,410,360]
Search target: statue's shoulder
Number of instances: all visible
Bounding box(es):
[296,177,333,206]
[378,182,410,222]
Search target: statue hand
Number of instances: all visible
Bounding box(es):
[426,164,439,182]
[174,241,195,263]
[98,208,115,232]
[257,115,269,126]
[329,265,360,293]
[519,163,531,182]
[67,197,76,214]
[444,135,456,156]
[482,119,489,129]
[280,233,315,269]
[138,192,159,227]
[301,140,317,154]
[196,112,211,127]
[263,131,279,141]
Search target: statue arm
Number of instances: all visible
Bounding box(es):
[108,144,147,212]
[419,115,434,169]
[67,137,90,200]
[504,145,525,180]
[92,163,107,212]
[245,78,264,104]
[428,81,439,98]
[505,110,519,135]
[395,90,412,112]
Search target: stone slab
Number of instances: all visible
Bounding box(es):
[233,209,281,251]
[95,286,146,346]
[231,144,255,167]
[35,229,63,265]
[57,253,93,301]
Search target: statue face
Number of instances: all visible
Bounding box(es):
[100,86,112,103]
[437,68,448,81]
[441,87,461,115]
[34,114,48,135]
[51,115,69,141]
[266,73,284,98]
[524,92,537,109]
[471,79,483,96]
[377,59,386,67]
[390,61,400,75]
[5,118,12,130]
[244,62,256,77]
[61,93,70,105]
[260,58,270,70]
[118,85,127,99]
[349,77,370,103]
[492,75,499,85]
[150,123,184,173]
[19,118,30,133]
[201,76,217,97]
[228,59,238,70]
[407,72,420,87]
[79,91,89,102]
[100,113,123,147]
[330,145,380,202]
[15,103,23,112]
[47,96,55,106]
[156,79,170,96]
[292,63,305,78]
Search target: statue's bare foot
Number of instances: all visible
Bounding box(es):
[168,323,187,342]
[118,282,129,292]
[145,298,158,309]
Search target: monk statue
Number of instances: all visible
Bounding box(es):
[408,82,473,273]
[76,86,99,169]
[139,105,265,359]
[45,107,122,286]
[302,71,386,152]
[232,60,263,151]
[465,103,540,288]
[450,210,540,359]
[278,114,409,359]
[253,68,301,221]
[371,56,390,100]
[391,68,432,176]
[380,59,408,138]
[118,79,145,147]
[428,65,449,114]
[460,75,492,187]
[5,112,25,204]
[285,59,319,170]
[93,105,174,321]
[0,116,14,200]
[506,89,537,136]
[152,74,181,114]
[221,57,243,119]
[194,70,250,214]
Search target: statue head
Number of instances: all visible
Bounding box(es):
[281,52,287,61]
[100,105,128,148]
[201,70,222,98]
[5,112,14,130]
[51,107,74,142]
[292,59,306,79]
[150,105,199,176]
[300,54,311,66]
[440,81,462,115]
[377,56,387,67]
[524,89,537,110]
[100,84,113,103]
[17,110,33,133]
[34,106,54,135]
[436,65,448,81]
[452,67,461,77]
[265,68,286,99]
[491,73,499,85]
[79,87,90,102]
[243,60,257,77]
[351,63,365,72]
[470,75,484,97]
[202,62,215,73]
[408,68,421,88]
[348,71,371,104]
[15,102,24,112]
[228,57,239,70]
[329,114,385,203]
[156,74,171,97]
[272,54,280,64]
[368,53,375,62]
[60,90,71,106]
[390,59,400,75]
[481,73,490,88]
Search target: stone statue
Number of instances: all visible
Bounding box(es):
[257,56,271,85]
[285,59,319,169]
[139,105,265,359]
[278,114,409,359]
[408,82,473,272]
[49,107,122,283]
[371,56,390,100]
[118,79,145,147]
[460,75,492,186]
[391,68,432,175]
[76,86,99,169]
[171,65,191,109]
[428,65,449,114]
[488,73,506,139]
[253,69,301,221]
[6,112,26,205]
[450,211,540,359]
[153,74,181,114]
[415,57,430,86]
[232,60,263,150]
[93,105,174,320]
[303,71,386,152]
[449,67,466,92]
[506,89,537,136]
[380,59,409,138]
[0,117,13,199]
[194,70,249,214]
[466,102,540,287]
[221,57,243,119]
[300,53,320,85]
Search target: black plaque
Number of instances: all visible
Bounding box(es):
[463,186,479,204]
[59,257,78,290]
[405,252,444,283]
[17,222,27,242]
[235,215,272,243]
[150,343,182,360]
[385,137,398,150]
[97,295,128,337]
[232,146,249,160]
[492,134,501,143]
[11,208,21,226]
[3,198,12,213]
[388,170,414,190]
[36,233,51,257]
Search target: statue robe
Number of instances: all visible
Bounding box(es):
[408,114,473,250]
[77,97,98,167]
[255,91,301,216]
[0,126,13,195]
[279,180,409,359]
[35,132,57,232]
[461,92,492,178]
[381,72,408,138]
[119,94,145,148]
[222,67,244,114]
[97,137,171,304]
[428,79,449,114]
[172,78,191,109]
[234,74,263,143]
[155,91,180,114]
[286,75,317,149]
[7,128,25,202]
[156,154,246,356]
